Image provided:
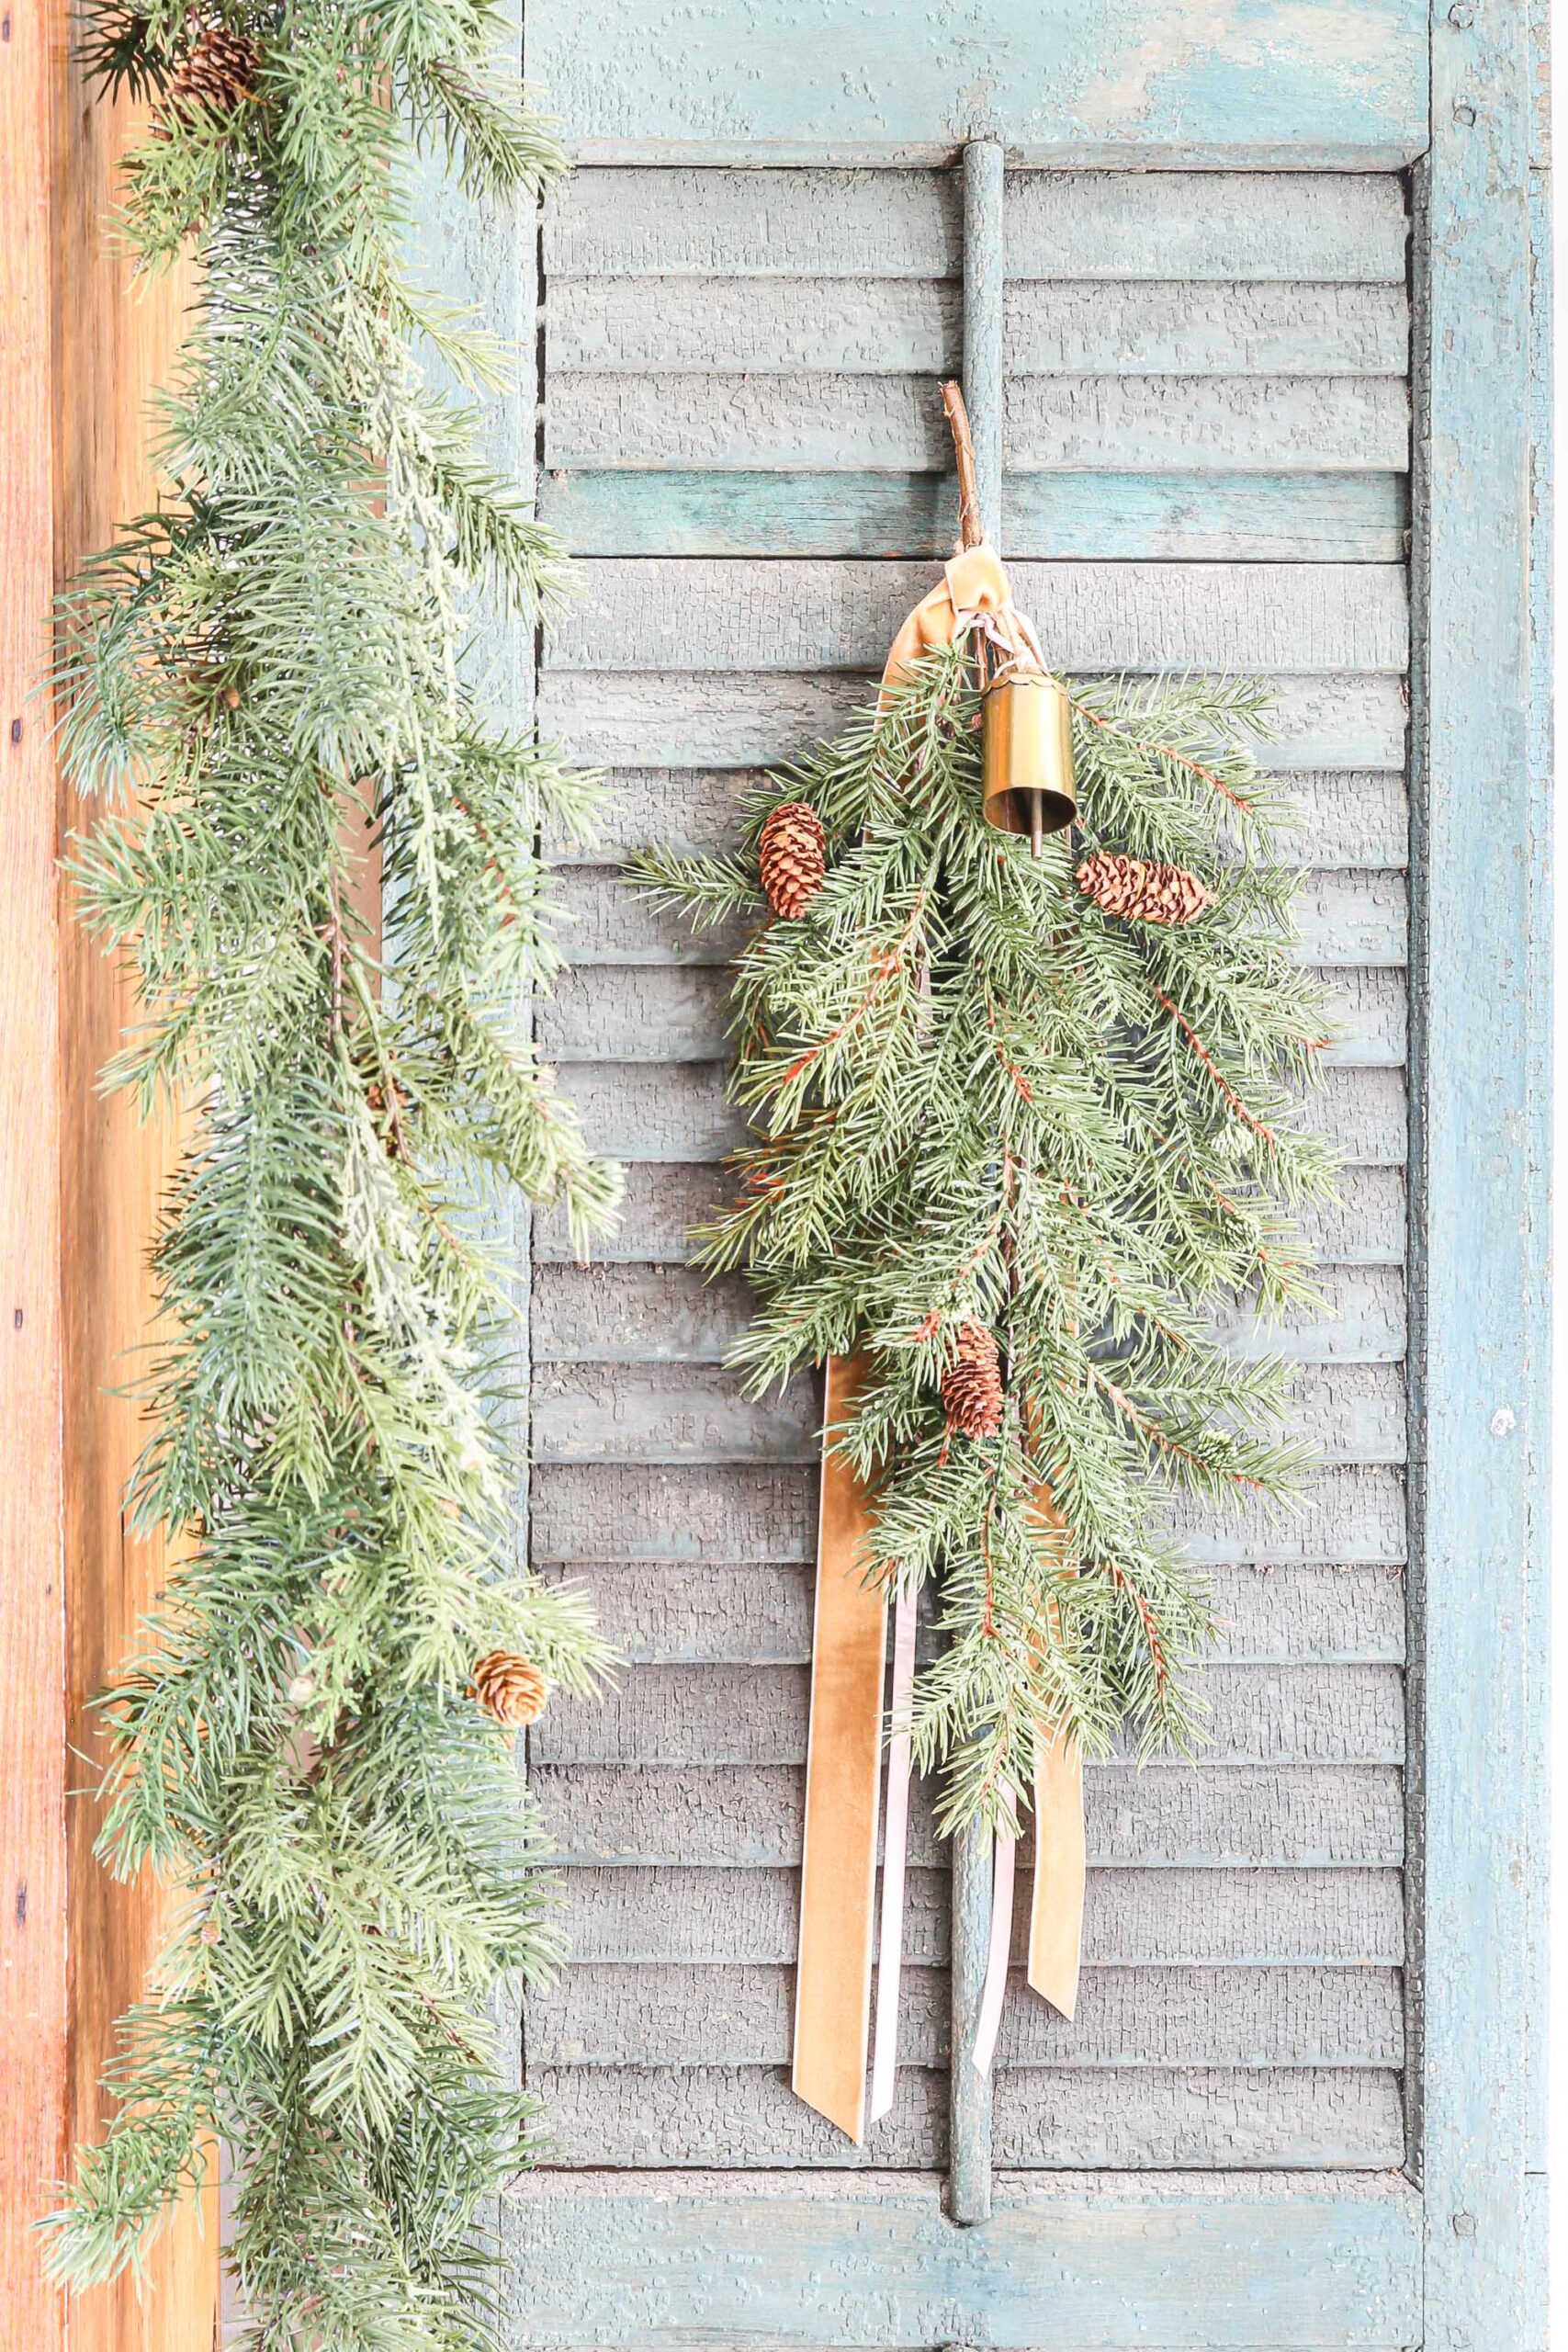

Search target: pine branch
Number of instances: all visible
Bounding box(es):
[629,639,1341,1833]
[45,7,617,2339]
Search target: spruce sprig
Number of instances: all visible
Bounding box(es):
[45,6,618,2341]
[629,643,1338,1838]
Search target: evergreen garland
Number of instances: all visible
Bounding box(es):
[631,643,1338,1835]
[44,3,619,2339]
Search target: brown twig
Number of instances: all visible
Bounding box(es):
[1067,695,1256,814]
[1154,987,1278,1152]
[942,380,984,552]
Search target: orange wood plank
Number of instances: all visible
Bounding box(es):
[1,0,69,2334]
[50,33,220,2347]
[0,3,223,2342]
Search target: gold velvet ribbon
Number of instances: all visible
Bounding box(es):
[792,548,1086,2141]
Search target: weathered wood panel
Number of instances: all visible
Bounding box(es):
[532,1261,1404,1369]
[531,1359,1405,1467]
[535,1762,1405,1870]
[537,1159,1409,1269]
[546,560,1409,673]
[532,2061,1404,2168]
[544,468,1412,562]
[549,872,1407,971]
[533,1462,1407,1567]
[1417,3,1549,2339]
[547,765,1409,871]
[528,1961,1405,2068]
[556,1865,1404,1968]
[549,372,1411,474]
[526,158,1416,2204]
[540,669,1408,772]
[546,1056,1407,1168]
[540,961,1405,1068]
[546,171,1411,283]
[536,1663,1404,1770]
[502,2172,1424,2350]
[542,1561,1406,1668]
[551,277,1410,377]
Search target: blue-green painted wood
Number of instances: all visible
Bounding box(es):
[502,2177,1423,2347]
[1409,0,1549,2344]
[525,0,1427,166]
[944,135,1005,2230]
[541,468,1411,560]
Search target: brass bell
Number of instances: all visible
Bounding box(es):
[981,668,1077,852]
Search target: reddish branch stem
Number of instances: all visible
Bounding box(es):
[1068,695,1256,814]
[1154,987,1278,1151]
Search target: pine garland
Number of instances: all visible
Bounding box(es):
[44,2,619,2338]
[629,647,1338,1837]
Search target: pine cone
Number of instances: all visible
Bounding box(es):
[164,18,261,121]
[469,1651,548,1728]
[941,1319,1004,1442]
[758,801,827,920]
[1076,850,1210,927]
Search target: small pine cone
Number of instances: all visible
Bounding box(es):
[164,18,261,121]
[1076,849,1211,927]
[758,801,827,920]
[469,1651,549,1728]
[941,1320,1005,1442]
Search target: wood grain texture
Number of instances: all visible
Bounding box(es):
[502,2170,1422,2348]
[541,1560,1407,1668]
[1413,2,1550,2342]
[527,1962,1405,2068]
[524,153,1421,2222]
[543,1056,1407,1166]
[531,1359,1406,1467]
[532,1462,1406,1567]
[550,277,1411,377]
[538,669,1408,771]
[530,2061,1404,2168]
[550,871,1407,969]
[1,5,68,2332]
[546,169,1413,283]
[539,960,1405,1066]
[553,1865,1404,1968]
[544,468,1412,562]
[531,1261,1404,1368]
[535,1159,1408,1267]
[535,1663,1404,1770]
[548,371,1411,474]
[547,764,1409,869]
[535,1763,1406,1870]
[545,560,1409,673]
[3,19,220,2350]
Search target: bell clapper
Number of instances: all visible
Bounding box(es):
[1030,792,1043,861]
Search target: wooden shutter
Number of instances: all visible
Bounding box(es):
[461,6,1546,2344]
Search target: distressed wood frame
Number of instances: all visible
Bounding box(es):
[502,0,1551,2342]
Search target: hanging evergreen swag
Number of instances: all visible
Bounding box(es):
[629,469,1340,1841]
[45,1,619,2337]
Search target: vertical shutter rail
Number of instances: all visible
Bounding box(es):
[947,132,1006,2230]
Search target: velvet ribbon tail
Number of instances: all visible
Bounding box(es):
[792,1354,886,2142]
